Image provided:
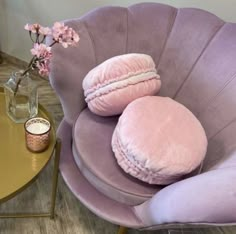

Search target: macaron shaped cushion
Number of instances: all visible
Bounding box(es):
[82,53,161,116]
[112,96,208,185]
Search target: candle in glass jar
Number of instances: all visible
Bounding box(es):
[24,117,51,152]
[26,122,50,134]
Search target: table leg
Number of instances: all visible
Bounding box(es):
[50,138,61,219]
[118,226,128,234]
[0,138,61,219]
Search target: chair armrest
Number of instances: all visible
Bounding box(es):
[134,168,236,226]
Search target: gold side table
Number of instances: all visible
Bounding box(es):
[0,87,60,219]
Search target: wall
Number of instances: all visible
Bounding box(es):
[0,0,235,62]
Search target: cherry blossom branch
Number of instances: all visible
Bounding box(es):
[13,22,80,96]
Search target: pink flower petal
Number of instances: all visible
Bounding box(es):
[24,24,31,31]
[39,27,51,35]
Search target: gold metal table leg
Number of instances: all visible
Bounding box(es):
[50,138,61,219]
[0,138,61,219]
[118,226,128,234]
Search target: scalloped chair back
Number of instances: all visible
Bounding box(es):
[48,2,236,230]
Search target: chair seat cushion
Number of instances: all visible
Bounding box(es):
[82,53,161,116]
[112,96,208,185]
[72,108,161,205]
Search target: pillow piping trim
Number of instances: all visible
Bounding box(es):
[84,68,158,96]
[85,75,161,102]
[112,129,184,184]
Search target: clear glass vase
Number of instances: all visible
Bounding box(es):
[4,71,38,123]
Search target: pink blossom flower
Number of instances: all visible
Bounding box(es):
[31,43,52,59]
[39,27,51,35]
[24,23,41,33]
[24,24,31,31]
[18,21,79,83]
[73,31,80,43]
[51,22,67,41]
[25,23,51,36]
[36,60,50,76]
[51,22,80,48]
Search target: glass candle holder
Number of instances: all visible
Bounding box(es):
[24,117,51,153]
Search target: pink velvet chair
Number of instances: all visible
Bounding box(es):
[48,2,236,233]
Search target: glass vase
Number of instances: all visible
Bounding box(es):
[4,71,38,123]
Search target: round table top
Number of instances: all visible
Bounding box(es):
[0,87,56,202]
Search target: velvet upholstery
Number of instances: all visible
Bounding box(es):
[48,2,236,230]
[57,119,142,227]
[112,96,207,185]
[73,108,161,205]
[83,53,161,116]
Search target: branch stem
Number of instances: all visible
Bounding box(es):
[13,55,36,96]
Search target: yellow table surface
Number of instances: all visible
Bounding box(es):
[0,87,56,202]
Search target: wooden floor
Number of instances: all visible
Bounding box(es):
[0,57,236,234]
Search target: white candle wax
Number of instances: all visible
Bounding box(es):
[27,122,50,134]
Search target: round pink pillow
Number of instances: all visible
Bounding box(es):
[112,96,208,185]
[82,54,161,116]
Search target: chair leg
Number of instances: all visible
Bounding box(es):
[118,226,128,234]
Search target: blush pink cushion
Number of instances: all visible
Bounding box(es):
[112,96,208,185]
[82,54,161,116]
